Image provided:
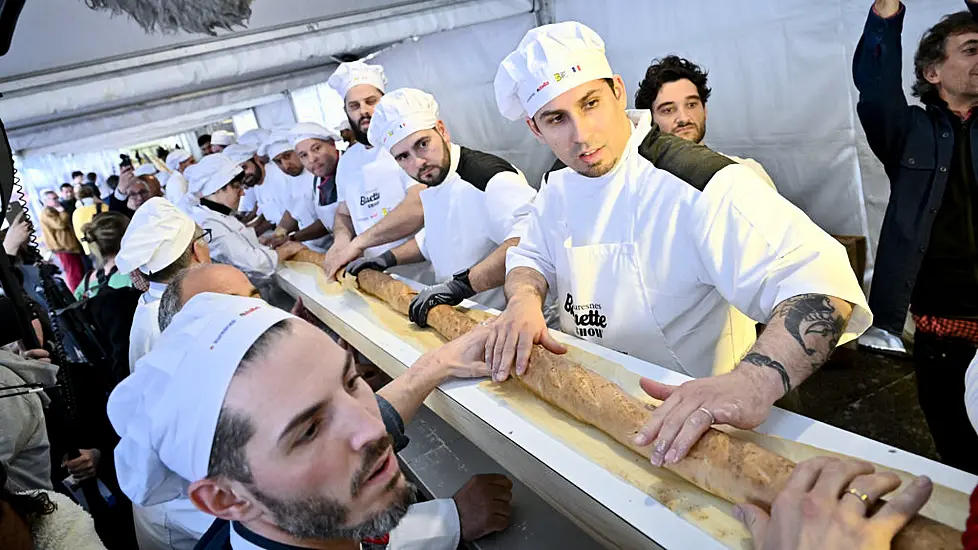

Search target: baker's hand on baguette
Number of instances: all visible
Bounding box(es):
[486,293,567,383]
[430,317,495,379]
[634,367,781,467]
[734,457,933,550]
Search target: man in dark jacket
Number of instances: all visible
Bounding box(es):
[854,0,978,473]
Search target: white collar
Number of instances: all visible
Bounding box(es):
[447,141,461,178]
[80,197,96,206]
[146,281,167,300]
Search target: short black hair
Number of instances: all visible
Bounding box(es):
[60,183,73,190]
[913,11,978,102]
[206,320,293,483]
[635,55,712,110]
[198,134,211,147]
[86,172,97,181]
[106,175,119,190]
[71,171,83,179]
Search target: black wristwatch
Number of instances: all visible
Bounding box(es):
[452,268,472,289]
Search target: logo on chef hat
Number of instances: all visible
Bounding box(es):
[553,65,583,83]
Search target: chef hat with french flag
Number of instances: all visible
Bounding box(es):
[367,88,440,152]
[494,21,614,121]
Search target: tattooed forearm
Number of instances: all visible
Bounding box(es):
[772,294,848,356]
[743,353,791,396]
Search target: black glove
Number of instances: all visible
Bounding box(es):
[409,272,476,328]
[345,250,397,276]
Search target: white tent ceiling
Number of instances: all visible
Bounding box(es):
[0,0,535,155]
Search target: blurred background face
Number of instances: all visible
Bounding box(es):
[651,78,707,144]
[273,150,304,177]
[344,85,383,145]
[210,143,227,154]
[241,159,265,188]
[211,180,245,211]
[59,186,74,200]
[530,76,632,179]
[43,192,59,208]
[294,139,339,179]
[225,321,414,540]
[200,142,213,156]
[179,157,196,173]
[390,123,451,186]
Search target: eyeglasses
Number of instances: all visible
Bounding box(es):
[195,228,213,244]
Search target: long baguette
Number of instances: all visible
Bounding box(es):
[352,269,962,549]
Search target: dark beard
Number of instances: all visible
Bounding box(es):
[350,115,370,147]
[243,161,264,188]
[418,136,452,186]
[249,435,416,540]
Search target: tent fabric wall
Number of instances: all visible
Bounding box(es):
[372,14,556,188]
[253,97,297,130]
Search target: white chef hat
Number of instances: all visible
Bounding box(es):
[327,60,387,99]
[134,163,158,177]
[116,197,196,275]
[237,128,271,148]
[210,130,236,147]
[184,154,242,197]
[367,88,440,152]
[108,293,294,506]
[223,143,258,166]
[165,150,193,172]
[288,122,341,149]
[336,118,351,132]
[494,21,613,121]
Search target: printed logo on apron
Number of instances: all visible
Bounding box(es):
[360,190,381,207]
[563,293,607,338]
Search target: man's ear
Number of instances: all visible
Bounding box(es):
[435,120,451,143]
[192,240,211,264]
[613,75,628,109]
[924,62,942,86]
[524,117,546,144]
[188,478,263,523]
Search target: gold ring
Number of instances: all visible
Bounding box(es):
[697,407,715,425]
[845,488,870,503]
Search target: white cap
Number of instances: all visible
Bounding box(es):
[336,118,351,132]
[288,122,341,149]
[108,293,294,506]
[237,129,271,148]
[327,60,387,99]
[165,150,192,172]
[223,143,257,166]
[367,88,439,152]
[494,21,613,121]
[184,154,242,197]
[134,164,158,177]
[257,129,287,158]
[116,197,196,275]
[210,130,236,147]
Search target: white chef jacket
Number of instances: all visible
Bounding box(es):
[414,142,535,310]
[165,172,190,206]
[128,281,166,373]
[188,201,277,280]
[285,169,331,253]
[228,499,459,550]
[507,110,872,378]
[255,164,293,225]
[133,497,214,550]
[336,143,421,259]
[239,186,258,214]
[717,152,777,190]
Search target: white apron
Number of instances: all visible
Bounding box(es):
[417,181,506,310]
[553,197,683,372]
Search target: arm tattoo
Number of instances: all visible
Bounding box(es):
[774,294,846,356]
[743,352,792,396]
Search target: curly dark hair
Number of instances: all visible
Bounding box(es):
[635,55,711,110]
[913,11,978,102]
[0,462,57,525]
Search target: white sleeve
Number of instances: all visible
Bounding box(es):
[738,157,777,190]
[691,164,871,345]
[505,187,557,294]
[966,351,978,437]
[239,187,258,213]
[387,499,461,550]
[415,227,430,260]
[204,218,278,278]
[484,171,537,244]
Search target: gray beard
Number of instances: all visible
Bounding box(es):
[84,0,253,35]
[251,477,417,541]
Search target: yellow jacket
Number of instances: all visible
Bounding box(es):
[39,207,82,254]
[71,200,108,255]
